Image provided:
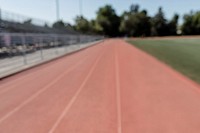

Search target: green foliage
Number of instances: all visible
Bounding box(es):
[52,20,74,32]
[120,5,151,37]
[151,7,168,36]
[51,4,182,37]
[52,20,65,29]
[50,3,200,36]
[182,11,200,35]
[119,5,178,37]
[96,5,120,37]
[150,8,179,36]
[167,14,179,35]
[74,16,90,33]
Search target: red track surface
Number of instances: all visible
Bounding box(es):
[0,39,200,133]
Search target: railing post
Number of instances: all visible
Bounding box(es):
[65,36,68,51]
[54,35,59,55]
[21,35,27,65]
[40,36,44,60]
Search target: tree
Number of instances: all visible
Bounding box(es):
[167,14,179,35]
[24,19,32,25]
[74,16,90,33]
[65,23,76,31]
[49,4,182,37]
[151,7,168,36]
[119,6,151,37]
[192,12,200,34]
[52,20,65,29]
[182,11,200,35]
[96,5,120,37]
[88,19,99,34]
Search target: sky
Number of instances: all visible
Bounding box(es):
[0,0,200,25]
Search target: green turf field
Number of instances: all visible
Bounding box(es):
[128,38,200,84]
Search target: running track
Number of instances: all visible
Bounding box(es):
[0,39,200,133]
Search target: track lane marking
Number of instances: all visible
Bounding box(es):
[0,49,97,124]
[48,45,106,133]
[115,42,122,133]
[0,54,87,95]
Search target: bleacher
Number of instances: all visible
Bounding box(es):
[0,9,78,34]
[0,20,78,34]
[0,9,103,58]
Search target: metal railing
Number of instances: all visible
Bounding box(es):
[0,33,103,77]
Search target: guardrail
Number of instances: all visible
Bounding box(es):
[0,33,103,77]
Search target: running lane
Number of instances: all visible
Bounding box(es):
[0,39,200,132]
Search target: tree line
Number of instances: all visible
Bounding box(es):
[52,4,200,37]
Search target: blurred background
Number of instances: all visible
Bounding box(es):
[0,0,200,36]
[1,0,200,78]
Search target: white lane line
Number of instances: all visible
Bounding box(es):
[0,60,66,94]
[48,46,105,133]
[115,43,122,133]
[0,53,90,124]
